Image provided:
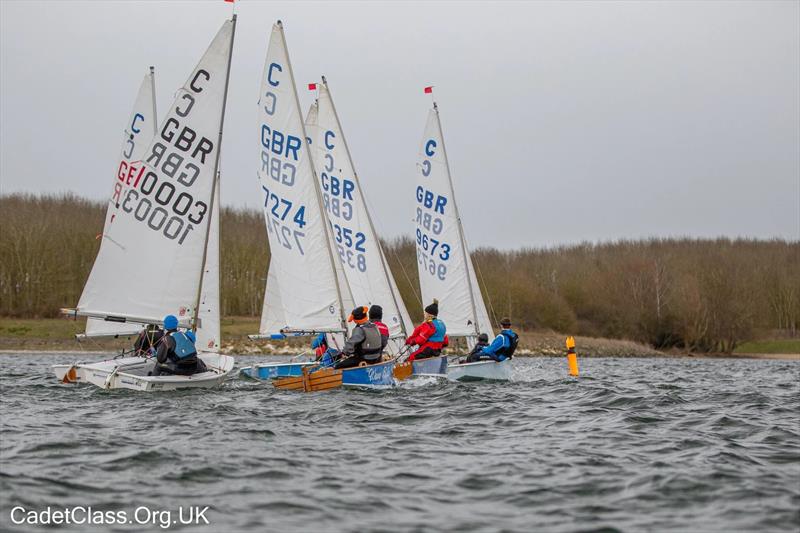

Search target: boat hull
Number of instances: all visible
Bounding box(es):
[239,361,315,380]
[341,359,396,389]
[447,359,512,382]
[412,355,448,377]
[52,353,234,391]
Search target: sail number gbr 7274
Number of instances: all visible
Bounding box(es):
[116,69,218,246]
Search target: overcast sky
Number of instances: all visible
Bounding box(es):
[1,0,798,248]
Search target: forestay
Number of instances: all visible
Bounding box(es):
[314,80,413,344]
[77,20,235,327]
[84,69,158,338]
[256,22,345,335]
[414,105,493,338]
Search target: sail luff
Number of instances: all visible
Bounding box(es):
[276,23,347,330]
[433,102,480,336]
[321,77,410,337]
[192,15,236,332]
[149,66,157,136]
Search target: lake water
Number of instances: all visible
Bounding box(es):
[1,354,798,532]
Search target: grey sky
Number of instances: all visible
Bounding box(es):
[1,0,798,249]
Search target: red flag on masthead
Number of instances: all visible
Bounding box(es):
[224,0,235,3]
[308,83,317,91]
[424,86,433,94]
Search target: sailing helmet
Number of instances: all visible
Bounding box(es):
[163,315,179,330]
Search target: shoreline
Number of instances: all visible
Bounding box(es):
[1,349,797,360]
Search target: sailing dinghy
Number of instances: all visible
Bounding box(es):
[240,21,395,390]
[54,17,237,391]
[412,100,511,381]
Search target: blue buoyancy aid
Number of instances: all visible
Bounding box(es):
[496,330,519,358]
[171,331,197,359]
[428,319,447,343]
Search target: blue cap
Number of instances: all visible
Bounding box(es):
[163,315,179,330]
[185,330,196,343]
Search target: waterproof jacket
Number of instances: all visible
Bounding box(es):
[343,322,383,361]
[372,320,390,350]
[406,319,449,359]
[480,329,519,361]
[156,330,198,366]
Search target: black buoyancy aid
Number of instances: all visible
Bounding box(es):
[357,322,383,360]
[497,330,519,358]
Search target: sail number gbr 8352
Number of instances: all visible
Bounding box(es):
[116,70,217,245]
[416,138,452,281]
[319,130,368,273]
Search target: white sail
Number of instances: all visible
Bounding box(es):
[256,21,345,335]
[195,177,221,353]
[77,19,235,328]
[414,105,494,338]
[83,69,158,338]
[314,80,413,345]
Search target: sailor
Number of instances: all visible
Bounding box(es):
[476,318,519,362]
[369,305,390,352]
[464,333,490,363]
[405,299,448,361]
[152,315,207,375]
[334,306,384,369]
[311,332,339,366]
[134,323,164,356]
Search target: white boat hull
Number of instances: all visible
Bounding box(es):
[447,359,512,382]
[52,353,234,391]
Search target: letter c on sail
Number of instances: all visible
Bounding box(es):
[425,139,437,157]
[190,69,210,93]
[131,113,144,134]
[325,130,335,150]
[268,63,282,87]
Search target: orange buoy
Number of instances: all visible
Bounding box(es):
[565,336,579,377]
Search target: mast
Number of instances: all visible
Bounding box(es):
[192,15,236,331]
[433,102,480,336]
[277,22,348,331]
[149,66,157,136]
[322,76,408,337]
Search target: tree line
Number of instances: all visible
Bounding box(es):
[1,193,797,353]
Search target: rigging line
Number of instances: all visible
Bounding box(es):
[473,251,499,327]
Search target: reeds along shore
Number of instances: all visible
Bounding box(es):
[1,193,797,353]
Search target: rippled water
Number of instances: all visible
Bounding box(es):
[1,354,798,532]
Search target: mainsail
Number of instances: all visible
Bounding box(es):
[83,68,158,338]
[255,21,346,336]
[76,18,236,331]
[414,104,493,338]
[313,79,413,346]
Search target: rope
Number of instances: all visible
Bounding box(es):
[473,252,499,327]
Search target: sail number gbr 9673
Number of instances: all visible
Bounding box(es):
[118,69,217,245]
[258,61,307,256]
[416,138,452,281]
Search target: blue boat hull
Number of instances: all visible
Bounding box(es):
[240,362,315,380]
[412,355,448,376]
[340,360,395,389]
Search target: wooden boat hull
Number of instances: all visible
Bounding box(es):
[447,359,512,382]
[239,361,315,380]
[274,359,396,392]
[52,353,234,391]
